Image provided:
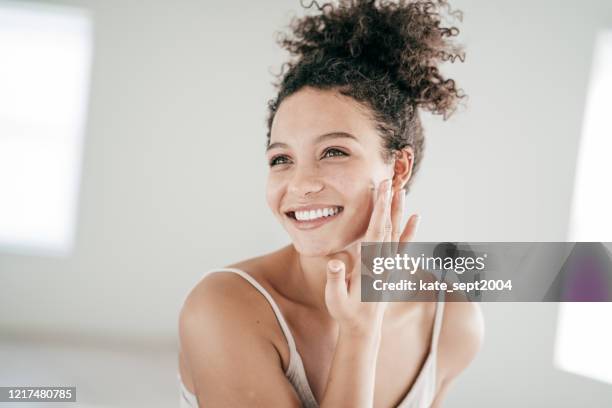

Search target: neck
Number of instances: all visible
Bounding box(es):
[286,241,361,314]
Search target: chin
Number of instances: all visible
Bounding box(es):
[290,231,361,258]
[291,239,337,258]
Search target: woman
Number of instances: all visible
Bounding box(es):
[178,0,484,407]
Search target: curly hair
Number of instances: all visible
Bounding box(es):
[266,0,466,191]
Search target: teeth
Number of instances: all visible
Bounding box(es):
[294,207,341,221]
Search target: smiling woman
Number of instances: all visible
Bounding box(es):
[178,1,483,407]
[266,88,394,255]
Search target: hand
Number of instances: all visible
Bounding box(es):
[324,179,420,335]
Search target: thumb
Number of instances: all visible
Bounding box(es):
[326,259,348,303]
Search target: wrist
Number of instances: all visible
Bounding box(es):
[339,321,383,343]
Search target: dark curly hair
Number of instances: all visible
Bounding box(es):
[266,0,466,191]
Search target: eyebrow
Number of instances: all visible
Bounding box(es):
[266,132,359,152]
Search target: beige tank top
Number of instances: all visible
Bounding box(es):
[178,267,446,408]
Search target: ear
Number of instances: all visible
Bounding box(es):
[392,147,414,191]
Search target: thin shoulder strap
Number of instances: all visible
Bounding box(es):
[206,268,299,353]
[431,289,446,349]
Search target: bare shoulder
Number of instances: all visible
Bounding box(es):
[437,292,485,381]
[178,267,270,373]
[179,262,280,344]
[180,251,277,317]
[179,247,291,343]
[177,260,299,406]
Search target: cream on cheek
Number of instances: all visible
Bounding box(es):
[332,161,392,235]
[324,167,375,229]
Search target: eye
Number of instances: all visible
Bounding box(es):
[269,154,291,167]
[322,148,348,159]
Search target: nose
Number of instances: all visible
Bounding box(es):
[287,164,324,197]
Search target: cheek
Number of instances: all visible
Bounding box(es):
[265,176,284,214]
[324,162,383,231]
[325,161,375,198]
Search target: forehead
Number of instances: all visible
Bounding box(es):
[270,87,378,143]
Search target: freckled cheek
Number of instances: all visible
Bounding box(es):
[324,165,372,202]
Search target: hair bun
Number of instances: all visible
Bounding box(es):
[277,0,465,117]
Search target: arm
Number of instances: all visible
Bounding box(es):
[318,323,382,407]
[179,274,385,408]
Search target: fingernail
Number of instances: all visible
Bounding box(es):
[329,260,343,272]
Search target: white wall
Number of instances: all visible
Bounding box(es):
[1,0,611,405]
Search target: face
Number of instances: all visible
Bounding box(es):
[266,87,394,257]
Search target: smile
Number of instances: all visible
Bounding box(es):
[285,206,344,230]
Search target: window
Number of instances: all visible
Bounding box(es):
[0,1,93,256]
[554,30,612,385]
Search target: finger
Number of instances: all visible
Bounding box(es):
[384,190,403,286]
[353,244,383,302]
[365,179,392,259]
[381,180,394,266]
[325,260,348,311]
[390,188,406,255]
[397,214,421,255]
[350,245,363,296]
[381,184,397,257]
[365,179,392,241]
[384,193,404,287]
[363,180,391,295]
